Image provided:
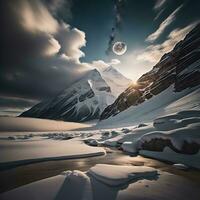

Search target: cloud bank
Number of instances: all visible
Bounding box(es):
[0,0,90,115]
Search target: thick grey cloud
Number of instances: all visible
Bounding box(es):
[0,0,90,115]
[0,96,38,116]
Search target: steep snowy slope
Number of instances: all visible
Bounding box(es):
[100,23,200,121]
[100,66,131,97]
[97,86,200,128]
[20,69,115,122]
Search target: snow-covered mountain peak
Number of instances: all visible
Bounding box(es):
[100,66,132,98]
[20,61,132,122]
[20,68,116,122]
[102,66,130,80]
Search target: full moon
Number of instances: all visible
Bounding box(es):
[112,41,127,55]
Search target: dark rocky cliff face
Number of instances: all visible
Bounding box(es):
[100,24,200,120]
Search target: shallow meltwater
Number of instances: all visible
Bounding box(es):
[0,149,200,194]
[0,150,133,192]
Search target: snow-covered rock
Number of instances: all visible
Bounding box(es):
[60,170,93,200]
[122,141,138,154]
[121,128,131,133]
[137,123,148,128]
[139,116,200,153]
[84,138,99,146]
[88,164,158,186]
[140,147,200,169]
[173,163,189,170]
[110,110,200,168]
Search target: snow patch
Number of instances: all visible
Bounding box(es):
[88,164,158,186]
[0,137,105,168]
[97,86,200,129]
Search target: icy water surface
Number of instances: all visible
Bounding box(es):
[0,149,200,197]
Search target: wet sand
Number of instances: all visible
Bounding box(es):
[0,149,200,193]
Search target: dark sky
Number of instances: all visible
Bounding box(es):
[0,0,200,116]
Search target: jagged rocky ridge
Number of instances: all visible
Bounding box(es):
[20,67,131,122]
[100,24,200,120]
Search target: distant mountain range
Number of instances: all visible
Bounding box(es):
[100,24,200,121]
[20,67,131,121]
[21,24,200,123]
